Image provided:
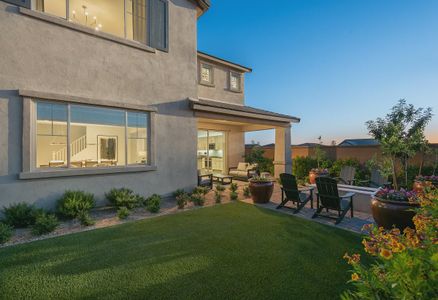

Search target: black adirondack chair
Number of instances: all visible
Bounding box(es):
[277,173,314,213]
[358,169,391,188]
[335,166,356,185]
[313,177,355,224]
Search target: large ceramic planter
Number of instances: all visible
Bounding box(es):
[308,171,329,184]
[371,196,419,230]
[249,181,274,203]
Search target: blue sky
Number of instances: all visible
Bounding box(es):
[197,0,438,145]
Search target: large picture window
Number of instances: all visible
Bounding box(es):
[32,0,167,50]
[35,101,149,169]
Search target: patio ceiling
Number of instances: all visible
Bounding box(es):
[189,98,300,131]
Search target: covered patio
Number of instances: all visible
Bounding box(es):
[190,98,300,178]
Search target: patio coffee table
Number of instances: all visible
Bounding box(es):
[213,174,233,185]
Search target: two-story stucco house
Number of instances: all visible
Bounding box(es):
[0,0,300,208]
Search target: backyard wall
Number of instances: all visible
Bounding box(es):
[246,144,438,167]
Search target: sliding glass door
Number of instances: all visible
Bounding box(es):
[197,130,226,174]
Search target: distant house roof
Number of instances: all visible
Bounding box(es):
[294,143,321,147]
[338,139,380,146]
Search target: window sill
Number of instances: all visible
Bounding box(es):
[199,81,215,88]
[19,165,157,180]
[19,8,156,54]
[228,88,243,94]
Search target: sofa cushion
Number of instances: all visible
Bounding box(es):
[237,162,248,171]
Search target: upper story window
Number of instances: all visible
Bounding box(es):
[200,63,214,86]
[31,0,168,50]
[229,71,242,92]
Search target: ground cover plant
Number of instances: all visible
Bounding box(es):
[0,202,365,299]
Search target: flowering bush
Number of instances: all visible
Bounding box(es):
[374,188,417,202]
[342,188,438,299]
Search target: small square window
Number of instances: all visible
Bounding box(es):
[200,64,214,85]
[229,72,241,92]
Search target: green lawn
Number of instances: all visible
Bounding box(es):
[0,202,364,300]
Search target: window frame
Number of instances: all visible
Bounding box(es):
[199,62,215,87]
[20,90,157,179]
[23,0,167,51]
[229,71,242,93]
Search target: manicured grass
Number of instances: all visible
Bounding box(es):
[0,202,364,299]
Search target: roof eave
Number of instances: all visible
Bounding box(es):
[193,0,210,17]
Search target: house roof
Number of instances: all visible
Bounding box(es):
[338,139,380,146]
[190,98,300,123]
[198,51,253,73]
[192,0,211,17]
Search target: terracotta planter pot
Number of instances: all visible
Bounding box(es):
[371,196,419,230]
[308,171,329,184]
[249,181,274,203]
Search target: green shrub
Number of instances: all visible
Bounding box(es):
[2,202,38,228]
[243,186,251,198]
[229,183,238,193]
[214,191,222,203]
[292,156,318,180]
[105,188,140,209]
[117,207,130,220]
[145,194,161,213]
[31,213,58,236]
[230,191,238,201]
[176,194,189,209]
[78,212,95,226]
[0,223,13,244]
[191,193,205,206]
[193,186,209,195]
[173,189,186,198]
[57,190,95,220]
[215,184,225,192]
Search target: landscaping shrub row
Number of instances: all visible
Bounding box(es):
[292,156,435,187]
[0,188,162,245]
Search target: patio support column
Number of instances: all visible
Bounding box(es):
[274,125,292,178]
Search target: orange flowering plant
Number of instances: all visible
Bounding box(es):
[342,187,438,299]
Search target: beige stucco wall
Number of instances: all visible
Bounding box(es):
[0,0,199,208]
[197,57,245,105]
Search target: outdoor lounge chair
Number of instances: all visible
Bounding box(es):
[335,166,356,185]
[358,168,391,188]
[277,173,314,213]
[197,170,213,189]
[313,177,355,224]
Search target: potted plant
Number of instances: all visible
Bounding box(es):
[366,100,432,230]
[371,188,419,230]
[248,176,274,203]
[413,175,438,192]
[309,168,329,184]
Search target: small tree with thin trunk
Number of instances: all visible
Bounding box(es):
[366,100,432,190]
